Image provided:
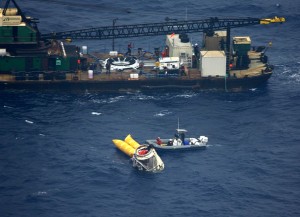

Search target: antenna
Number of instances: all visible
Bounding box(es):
[185,8,187,21]
[177,117,180,129]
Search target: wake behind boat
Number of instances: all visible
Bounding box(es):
[145,128,208,151]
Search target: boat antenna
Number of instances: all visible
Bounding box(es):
[177,117,180,129]
[185,8,187,21]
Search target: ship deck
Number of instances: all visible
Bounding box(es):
[0,51,269,83]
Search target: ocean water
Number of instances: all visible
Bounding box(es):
[1,0,300,217]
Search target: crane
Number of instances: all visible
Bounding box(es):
[40,16,284,75]
[41,17,285,40]
[0,0,286,79]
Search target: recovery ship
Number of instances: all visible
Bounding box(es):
[0,0,285,91]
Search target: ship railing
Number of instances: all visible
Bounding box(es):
[11,70,73,81]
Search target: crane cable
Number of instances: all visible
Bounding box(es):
[263,18,285,68]
[259,16,285,55]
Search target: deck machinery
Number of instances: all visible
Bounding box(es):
[0,0,285,89]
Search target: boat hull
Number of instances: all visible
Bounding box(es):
[145,139,207,151]
[0,72,272,92]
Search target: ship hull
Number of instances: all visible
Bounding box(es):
[0,72,272,92]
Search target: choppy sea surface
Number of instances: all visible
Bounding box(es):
[1,0,300,217]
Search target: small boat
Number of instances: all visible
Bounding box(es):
[145,128,208,151]
[132,145,164,172]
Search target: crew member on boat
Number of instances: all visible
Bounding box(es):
[156,137,162,145]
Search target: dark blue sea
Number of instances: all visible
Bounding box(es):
[1,0,300,216]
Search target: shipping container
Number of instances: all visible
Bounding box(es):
[0,26,13,43]
[0,56,26,72]
[233,36,251,55]
[203,31,227,51]
[200,51,226,77]
[0,25,37,44]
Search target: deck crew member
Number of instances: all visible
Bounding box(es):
[194,43,199,58]
[139,61,144,75]
[126,43,132,56]
[180,64,186,76]
[106,61,111,74]
[156,137,162,145]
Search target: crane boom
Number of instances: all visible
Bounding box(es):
[41,17,285,40]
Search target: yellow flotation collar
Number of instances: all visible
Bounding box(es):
[124,134,141,150]
[112,139,135,157]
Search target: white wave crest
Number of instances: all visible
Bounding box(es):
[4,105,13,108]
[174,93,196,98]
[290,73,300,82]
[91,112,102,115]
[154,110,172,117]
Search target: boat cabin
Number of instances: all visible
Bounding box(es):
[175,128,187,143]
